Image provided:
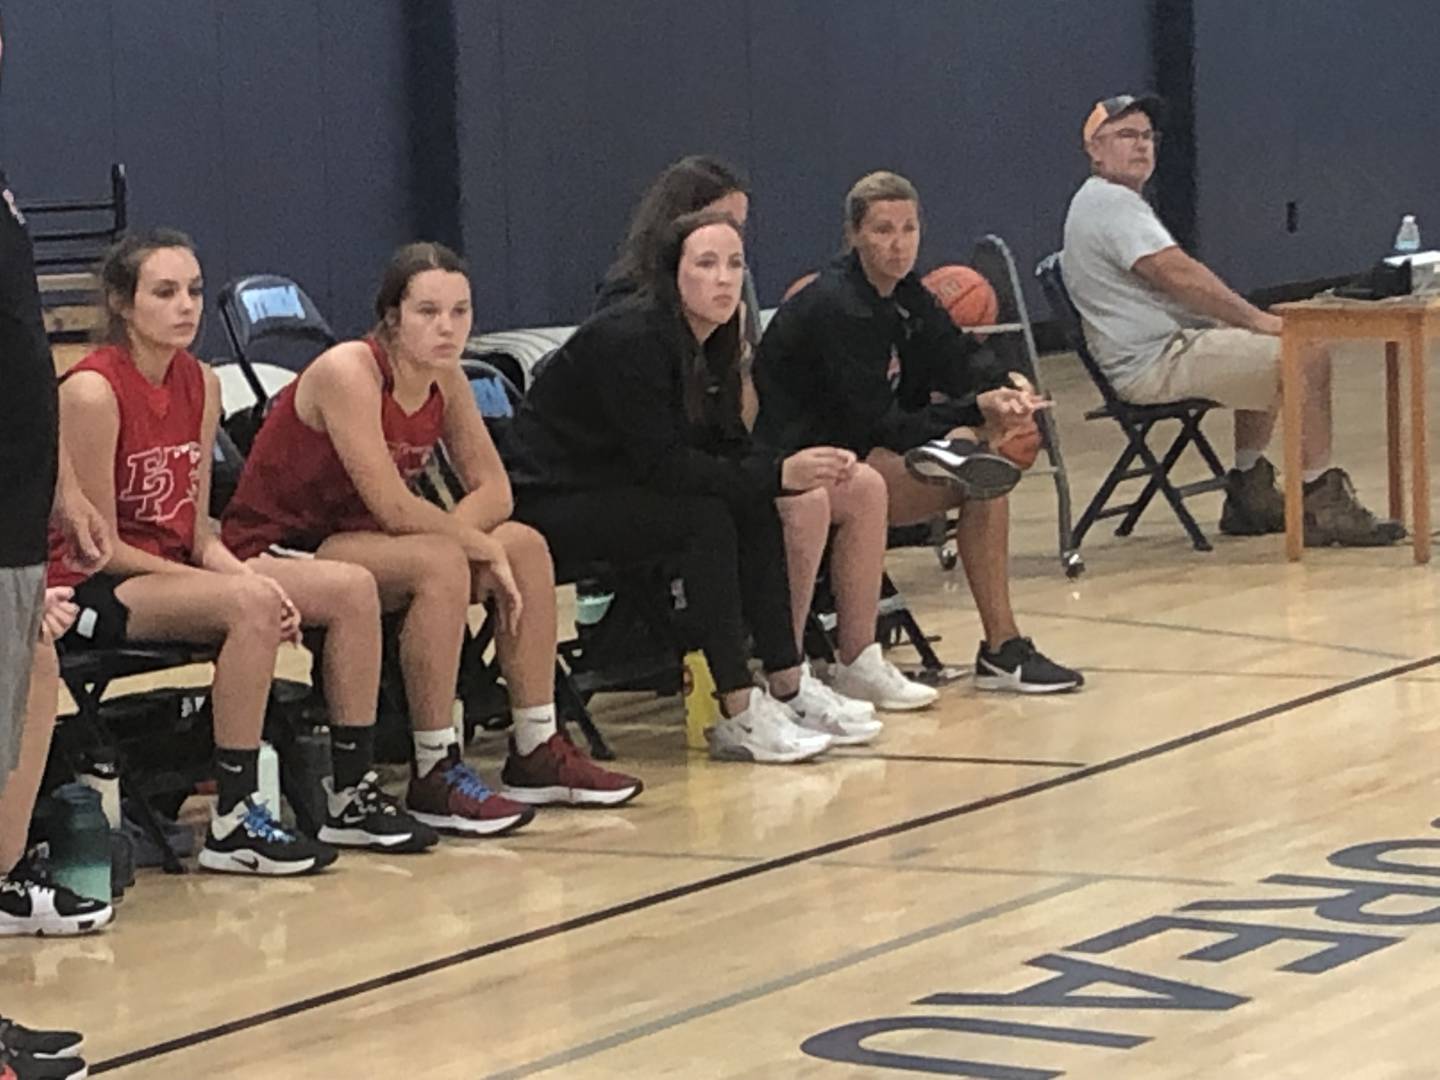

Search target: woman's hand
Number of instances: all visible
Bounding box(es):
[477,553,524,636]
[253,573,303,645]
[781,447,857,491]
[977,383,1051,429]
[40,587,79,644]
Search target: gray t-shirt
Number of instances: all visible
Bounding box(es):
[1061,175,1211,389]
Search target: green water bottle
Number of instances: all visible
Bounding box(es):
[47,783,112,904]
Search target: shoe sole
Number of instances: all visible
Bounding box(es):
[708,742,829,764]
[0,907,114,937]
[317,826,439,853]
[499,781,644,807]
[973,674,1082,694]
[831,684,938,712]
[409,807,535,836]
[818,728,883,747]
[197,849,335,875]
[903,449,1021,501]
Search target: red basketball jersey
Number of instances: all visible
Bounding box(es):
[49,346,207,587]
[221,337,445,558]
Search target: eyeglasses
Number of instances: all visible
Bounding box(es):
[1105,127,1161,146]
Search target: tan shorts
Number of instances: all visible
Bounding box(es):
[1118,327,1280,411]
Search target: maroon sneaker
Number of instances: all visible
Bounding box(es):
[406,746,534,837]
[500,734,644,807]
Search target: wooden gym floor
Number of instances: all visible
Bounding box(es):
[10,345,1440,1079]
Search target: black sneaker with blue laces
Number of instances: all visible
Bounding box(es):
[319,772,439,853]
[974,637,1084,694]
[199,797,338,876]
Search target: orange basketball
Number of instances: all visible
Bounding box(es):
[922,264,998,331]
[782,271,819,302]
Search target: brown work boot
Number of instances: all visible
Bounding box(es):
[1219,456,1285,535]
[1302,468,1406,547]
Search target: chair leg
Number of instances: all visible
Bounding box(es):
[1116,419,1188,536]
[1130,427,1214,551]
[1189,414,1228,478]
[1074,431,1146,545]
[555,660,614,761]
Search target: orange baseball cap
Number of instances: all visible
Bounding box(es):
[1082,93,1163,144]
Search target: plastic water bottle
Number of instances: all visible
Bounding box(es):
[47,783,112,904]
[257,741,281,816]
[1395,214,1421,254]
[76,747,122,830]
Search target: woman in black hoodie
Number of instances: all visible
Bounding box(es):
[511,209,872,763]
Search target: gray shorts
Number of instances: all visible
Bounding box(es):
[0,565,45,790]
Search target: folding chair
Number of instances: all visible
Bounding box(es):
[215,274,337,449]
[1035,253,1228,553]
[24,163,128,346]
[968,235,1082,578]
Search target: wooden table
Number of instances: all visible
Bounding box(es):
[1275,294,1439,563]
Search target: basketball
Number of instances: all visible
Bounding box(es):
[782,271,819,302]
[922,264,998,331]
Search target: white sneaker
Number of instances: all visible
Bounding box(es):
[831,643,939,711]
[786,666,884,746]
[708,687,832,764]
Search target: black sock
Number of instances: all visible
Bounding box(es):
[215,747,260,816]
[330,725,375,792]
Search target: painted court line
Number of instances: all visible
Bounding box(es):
[91,651,1440,1075]
[480,879,1093,1080]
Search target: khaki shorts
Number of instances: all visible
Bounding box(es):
[1117,327,1280,411]
[0,565,45,790]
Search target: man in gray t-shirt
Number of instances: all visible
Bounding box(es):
[1061,93,1400,548]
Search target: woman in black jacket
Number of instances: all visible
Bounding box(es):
[754,171,1083,694]
[512,210,882,762]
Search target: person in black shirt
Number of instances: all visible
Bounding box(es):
[754,171,1083,693]
[513,209,871,762]
[596,155,938,712]
[0,18,114,1076]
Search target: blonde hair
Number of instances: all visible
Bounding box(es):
[843,171,920,235]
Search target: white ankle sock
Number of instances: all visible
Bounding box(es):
[413,729,458,776]
[1234,449,1262,472]
[512,704,557,756]
[1303,467,1328,484]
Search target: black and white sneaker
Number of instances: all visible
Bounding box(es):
[199,797,339,876]
[974,637,1084,694]
[0,865,113,938]
[904,437,1022,501]
[318,772,439,853]
[0,1044,87,1079]
[0,1017,84,1061]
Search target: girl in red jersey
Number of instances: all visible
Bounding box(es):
[52,230,436,876]
[223,243,641,829]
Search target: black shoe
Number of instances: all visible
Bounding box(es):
[319,772,439,853]
[198,797,339,876]
[974,637,1084,694]
[904,438,1022,500]
[0,1045,88,1079]
[1303,468,1406,547]
[0,864,113,938]
[0,1018,83,1060]
[1219,456,1285,535]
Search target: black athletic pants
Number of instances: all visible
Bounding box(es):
[515,486,799,694]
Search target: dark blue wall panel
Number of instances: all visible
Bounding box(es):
[486,0,752,326]
[1196,0,1440,291]
[749,0,1151,307]
[6,0,1152,334]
